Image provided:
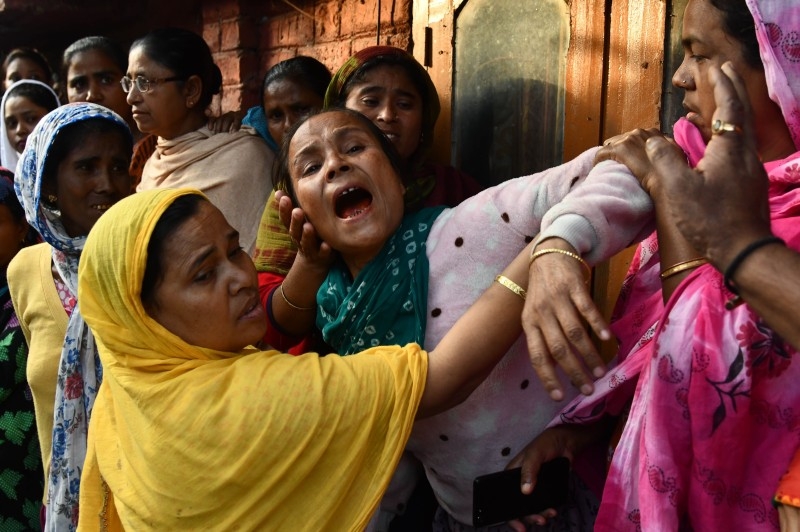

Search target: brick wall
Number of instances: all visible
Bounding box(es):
[203,0,413,114]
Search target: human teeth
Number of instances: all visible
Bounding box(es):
[340,187,358,197]
[93,205,111,211]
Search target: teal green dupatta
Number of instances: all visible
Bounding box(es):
[317,207,445,355]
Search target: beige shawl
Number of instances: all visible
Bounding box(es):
[138,126,273,253]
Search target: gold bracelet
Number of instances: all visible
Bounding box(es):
[494,275,526,301]
[279,284,315,311]
[529,248,591,280]
[659,258,707,280]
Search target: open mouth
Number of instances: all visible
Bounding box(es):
[91,204,113,212]
[335,187,373,219]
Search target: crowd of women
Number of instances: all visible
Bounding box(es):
[1,0,799,530]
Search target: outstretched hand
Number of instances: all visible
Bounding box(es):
[523,238,610,401]
[275,190,334,269]
[643,62,771,270]
[594,128,671,193]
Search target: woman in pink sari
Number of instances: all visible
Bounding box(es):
[513,0,800,530]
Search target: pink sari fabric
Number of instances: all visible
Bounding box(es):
[550,2,800,529]
[557,148,800,532]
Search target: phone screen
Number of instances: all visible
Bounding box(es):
[472,457,570,527]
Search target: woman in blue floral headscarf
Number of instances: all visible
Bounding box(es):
[8,102,133,531]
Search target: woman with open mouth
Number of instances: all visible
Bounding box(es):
[7,102,133,532]
[270,107,655,529]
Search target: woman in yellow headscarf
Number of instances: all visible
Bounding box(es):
[76,188,533,530]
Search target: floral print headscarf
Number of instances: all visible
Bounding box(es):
[15,102,131,531]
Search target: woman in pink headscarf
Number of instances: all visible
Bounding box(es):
[513,0,800,530]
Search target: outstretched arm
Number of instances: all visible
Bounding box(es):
[418,241,533,418]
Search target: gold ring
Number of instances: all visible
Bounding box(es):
[711,119,742,136]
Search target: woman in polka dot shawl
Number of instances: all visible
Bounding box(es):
[272,107,654,529]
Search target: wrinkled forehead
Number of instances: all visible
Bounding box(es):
[290,111,378,154]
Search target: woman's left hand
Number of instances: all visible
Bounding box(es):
[523,238,609,400]
[594,128,673,193]
[207,110,244,133]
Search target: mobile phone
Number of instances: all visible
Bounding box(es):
[472,457,570,527]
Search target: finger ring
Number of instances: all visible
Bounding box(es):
[711,119,742,136]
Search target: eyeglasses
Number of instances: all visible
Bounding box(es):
[120,75,183,94]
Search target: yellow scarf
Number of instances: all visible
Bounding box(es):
[77,189,428,530]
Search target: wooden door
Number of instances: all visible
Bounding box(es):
[412,0,671,359]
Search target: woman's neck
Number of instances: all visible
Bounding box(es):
[158,112,208,141]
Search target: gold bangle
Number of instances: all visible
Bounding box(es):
[494,275,526,301]
[529,248,591,280]
[279,284,315,311]
[659,258,707,280]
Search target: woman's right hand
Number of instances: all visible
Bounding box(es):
[504,426,579,530]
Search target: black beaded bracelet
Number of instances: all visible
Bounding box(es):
[723,236,785,295]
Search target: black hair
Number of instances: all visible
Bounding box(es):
[262,56,331,106]
[4,81,59,113]
[42,118,133,188]
[62,36,127,82]
[141,193,206,309]
[131,28,222,109]
[709,0,762,69]
[2,47,53,84]
[273,107,408,206]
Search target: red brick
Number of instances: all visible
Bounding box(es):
[220,85,244,113]
[214,51,244,86]
[203,23,221,52]
[263,49,298,71]
[314,1,342,43]
[299,41,353,71]
[263,12,314,49]
[391,0,412,25]
[340,0,379,38]
[202,0,240,22]
[221,19,241,50]
[207,94,222,117]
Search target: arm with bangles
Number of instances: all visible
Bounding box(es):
[265,191,333,339]
[521,154,655,400]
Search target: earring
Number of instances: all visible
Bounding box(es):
[47,194,58,204]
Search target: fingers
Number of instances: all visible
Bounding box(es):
[525,325,565,401]
[708,64,751,146]
[709,63,760,165]
[539,321,594,396]
[644,136,692,188]
[287,208,306,244]
[277,194,295,231]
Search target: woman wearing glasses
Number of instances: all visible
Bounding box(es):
[125,28,273,254]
